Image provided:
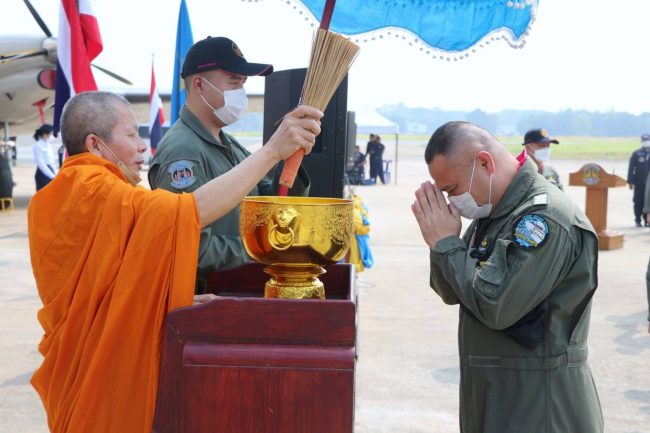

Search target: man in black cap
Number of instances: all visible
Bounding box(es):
[627,133,650,227]
[522,128,563,190]
[149,36,313,291]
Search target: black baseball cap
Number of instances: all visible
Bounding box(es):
[640,133,650,141]
[523,128,560,145]
[181,36,273,79]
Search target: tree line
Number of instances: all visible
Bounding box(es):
[377,104,650,136]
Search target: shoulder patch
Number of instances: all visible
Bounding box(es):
[168,160,196,190]
[512,214,549,249]
[533,194,548,206]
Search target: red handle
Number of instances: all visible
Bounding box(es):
[320,0,337,30]
[278,149,305,194]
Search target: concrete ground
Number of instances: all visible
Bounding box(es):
[1,141,649,432]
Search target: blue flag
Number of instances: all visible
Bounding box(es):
[171,0,194,123]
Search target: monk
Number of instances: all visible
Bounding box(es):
[28,91,322,433]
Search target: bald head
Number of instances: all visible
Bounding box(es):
[60,91,130,156]
[424,121,520,212]
[424,121,503,165]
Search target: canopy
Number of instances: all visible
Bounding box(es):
[292,0,537,55]
[355,107,399,135]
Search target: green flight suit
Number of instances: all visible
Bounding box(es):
[149,107,310,286]
[429,158,603,433]
[541,164,564,191]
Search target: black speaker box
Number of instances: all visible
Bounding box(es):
[263,68,349,198]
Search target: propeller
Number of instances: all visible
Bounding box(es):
[0,49,49,64]
[23,0,53,38]
[90,64,133,86]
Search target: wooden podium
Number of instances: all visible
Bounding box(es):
[153,263,357,433]
[569,163,627,250]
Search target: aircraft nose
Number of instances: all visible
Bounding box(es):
[43,37,57,64]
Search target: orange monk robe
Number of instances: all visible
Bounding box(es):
[28,153,201,433]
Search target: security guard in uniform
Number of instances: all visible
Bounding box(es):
[149,37,311,290]
[523,128,563,190]
[626,133,650,227]
[412,121,603,433]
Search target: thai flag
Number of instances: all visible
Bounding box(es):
[53,0,103,135]
[149,61,165,155]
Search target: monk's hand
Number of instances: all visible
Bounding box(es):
[411,181,461,249]
[193,293,217,305]
[266,105,323,160]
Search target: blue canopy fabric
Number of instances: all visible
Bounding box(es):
[294,0,537,53]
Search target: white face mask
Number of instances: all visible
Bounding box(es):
[534,147,551,162]
[97,139,141,186]
[200,77,248,125]
[447,157,493,220]
[642,140,650,148]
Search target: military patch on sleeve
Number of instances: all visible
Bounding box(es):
[512,214,549,249]
[168,160,196,190]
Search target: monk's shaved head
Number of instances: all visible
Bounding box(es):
[60,91,130,156]
[424,121,501,165]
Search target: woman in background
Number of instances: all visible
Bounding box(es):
[32,124,57,191]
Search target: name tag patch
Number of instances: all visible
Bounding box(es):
[512,214,549,249]
[168,160,196,190]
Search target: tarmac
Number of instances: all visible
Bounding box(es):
[1,141,649,433]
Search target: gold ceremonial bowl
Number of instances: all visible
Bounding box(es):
[240,196,354,299]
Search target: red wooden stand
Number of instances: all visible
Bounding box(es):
[153,263,357,433]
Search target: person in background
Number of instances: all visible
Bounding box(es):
[522,128,563,190]
[347,145,366,185]
[32,124,57,191]
[366,133,385,184]
[57,144,65,168]
[627,133,650,227]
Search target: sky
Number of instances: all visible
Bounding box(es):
[4,0,650,114]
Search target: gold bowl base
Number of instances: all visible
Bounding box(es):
[263,264,326,299]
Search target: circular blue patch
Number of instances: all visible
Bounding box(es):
[168,160,196,190]
[512,214,549,249]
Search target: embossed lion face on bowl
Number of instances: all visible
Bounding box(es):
[240,196,354,265]
[239,196,354,299]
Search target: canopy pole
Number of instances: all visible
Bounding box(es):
[320,0,337,30]
[394,133,399,184]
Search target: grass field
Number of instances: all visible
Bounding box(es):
[499,136,638,160]
[359,134,640,161]
[229,131,640,161]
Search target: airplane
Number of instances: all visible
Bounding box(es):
[0,0,132,143]
[0,0,264,164]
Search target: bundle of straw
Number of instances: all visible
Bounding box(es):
[278,28,359,194]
